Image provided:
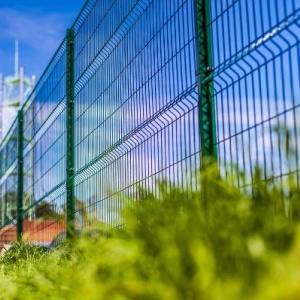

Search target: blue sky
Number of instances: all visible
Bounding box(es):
[0,0,86,79]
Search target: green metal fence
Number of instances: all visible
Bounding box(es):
[0,0,299,243]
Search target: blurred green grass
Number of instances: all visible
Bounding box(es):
[1,164,300,299]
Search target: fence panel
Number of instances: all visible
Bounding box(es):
[0,119,18,228]
[72,0,200,228]
[209,0,300,188]
[0,0,299,243]
[19,42,68,244]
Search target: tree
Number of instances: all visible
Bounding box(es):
[35,201,64,221]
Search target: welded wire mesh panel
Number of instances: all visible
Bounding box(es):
[208,0,300,187]
[73,0,200,228]
[20,42,68,244]
[0,120,18,228]
[1,0,299,241]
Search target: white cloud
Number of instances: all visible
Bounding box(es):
[216,97,300,183]
[0,8,73,55]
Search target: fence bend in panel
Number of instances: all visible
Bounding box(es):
[20,41,68,245]
[208,0,300,189]
[0,120,18,228]
[72,0,200,228]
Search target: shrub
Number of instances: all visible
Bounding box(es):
[0,165,300,299]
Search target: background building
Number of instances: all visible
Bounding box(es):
[0,41,35,226]
[0,40,35,140]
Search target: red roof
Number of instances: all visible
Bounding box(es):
[0,225,15,245]
[0,220,65,246]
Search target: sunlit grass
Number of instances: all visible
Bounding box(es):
[1,164,300,299]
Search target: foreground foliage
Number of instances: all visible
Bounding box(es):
[1,166,300,299]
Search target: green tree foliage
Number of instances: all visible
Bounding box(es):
[35,201,64,221]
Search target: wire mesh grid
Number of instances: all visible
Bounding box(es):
[0,0,299,243]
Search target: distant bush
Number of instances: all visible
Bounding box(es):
[1,165,300,299]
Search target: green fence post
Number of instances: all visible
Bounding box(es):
[17,110,24,241]
[194,0,217,165]
[66,29,75,239]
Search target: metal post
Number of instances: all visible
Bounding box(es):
[0,73,3,141]
[0,74,3,226]
[17,110,24,241]
[66,29,75,239]
[194,0,217,165]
